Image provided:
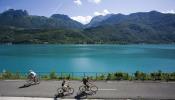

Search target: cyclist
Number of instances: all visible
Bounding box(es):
[28,70,37,82]
[82,76,90,89]
[61,78,69,92]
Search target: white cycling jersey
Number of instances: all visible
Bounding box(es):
[30,71,36,77]
[63,81,69,87]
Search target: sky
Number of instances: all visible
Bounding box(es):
[0,0,175,24]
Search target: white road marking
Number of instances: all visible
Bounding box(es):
[0,97,74,100]
[4,80,24,82]
[98,89,117,91]
[0,97,52,100]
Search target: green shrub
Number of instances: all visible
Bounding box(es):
[13,72,20,79]
[123,73,129,80]
[150,70,162,80]
[41,75,49,80]
[134,71,146,80]
[106,73,112,80]
[49,71,57,79]
[169,72,175,81]
[96,74,105,80]
[114,72,124,80]
[0,73,2,79]
[2,71,12,79]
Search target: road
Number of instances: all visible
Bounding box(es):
[0,80,175,99]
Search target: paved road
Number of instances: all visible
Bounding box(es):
[0,80,175,99]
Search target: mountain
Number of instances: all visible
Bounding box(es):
[86,14,113,28]
[86,11,175,28]
[0,9,175,44]
[84,11,175,43]
[0,9,83,29]
[50,14,83,29]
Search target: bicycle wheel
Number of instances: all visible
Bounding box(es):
[79,85,86,92]
[57,88,64,94]
[68,87,74,94]
[90,85,98,93]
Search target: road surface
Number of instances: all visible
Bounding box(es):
[0,80,175,99]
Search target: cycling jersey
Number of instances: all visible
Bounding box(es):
[82,78,88,85]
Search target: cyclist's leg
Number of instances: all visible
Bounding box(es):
[62,86,66,92]
[31,75,35,82]
[30,76,33,82]
[34,76,36,82]
[85,83,90,90]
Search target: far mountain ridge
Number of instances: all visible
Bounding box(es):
[0,9,175,44]
[86,14,114,28]
[0,9,83,29]
[87,10,174,28]
[0,9,174,29]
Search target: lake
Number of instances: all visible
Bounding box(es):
[0,44,175,74]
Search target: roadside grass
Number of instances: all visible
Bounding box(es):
[0,70,175,81]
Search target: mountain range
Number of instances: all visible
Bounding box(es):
[0,9,175,44]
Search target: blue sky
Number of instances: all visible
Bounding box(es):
[0,0,175,24]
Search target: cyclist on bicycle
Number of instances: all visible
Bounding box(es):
[28,70,37,82]
[62,78,69,92]
[82,76,90,89]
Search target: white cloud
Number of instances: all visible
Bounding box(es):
[71,9,111,24]
[88,0,101,4]
[5,6,12,10]
[94,9,110,16]
[162,10,175,14]
[74,0,82,6]
[71,16,92,24]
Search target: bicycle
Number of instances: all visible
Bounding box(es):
[24,75,40,86]
[57,84,74,96]
[79,82,98,94]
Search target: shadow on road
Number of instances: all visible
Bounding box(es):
[18,81,40,88]
[53,91,95,99]
[74,91,87,99]
[54,92,72,99]
[74,91,95,99]
[18,84,32,88]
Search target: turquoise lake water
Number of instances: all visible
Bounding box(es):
[0,44,175,74]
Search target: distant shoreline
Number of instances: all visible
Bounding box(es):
[0,42,175,45]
